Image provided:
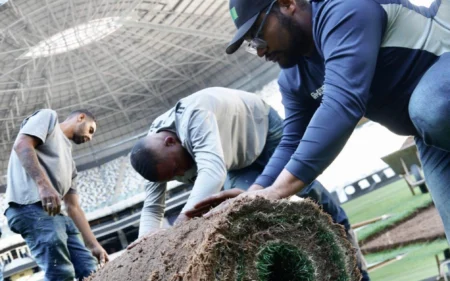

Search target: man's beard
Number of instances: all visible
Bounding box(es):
[73,123,86,144]
[276,13,310,69]
[72,134,85,144]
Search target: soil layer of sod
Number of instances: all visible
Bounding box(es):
[361,205,445,254]
[86,197,362,281]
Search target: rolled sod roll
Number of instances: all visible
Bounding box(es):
[86,197,361,281]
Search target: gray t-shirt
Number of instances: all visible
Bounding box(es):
[6,109,77,206]
[139,87,271,236]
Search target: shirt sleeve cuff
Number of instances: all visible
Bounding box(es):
[285,158,318,185]
[19,131,47,144]
[254,175,275,188]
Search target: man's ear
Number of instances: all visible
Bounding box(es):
[164,136,177,147]
[78,113,86,122]
[277,0,297,16]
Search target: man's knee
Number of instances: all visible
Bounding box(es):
[73,251,98,280]
[410,90,449,130]
[409,78,450,149]
[31,230,76,278]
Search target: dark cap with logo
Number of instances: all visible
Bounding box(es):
[226,0,274,54]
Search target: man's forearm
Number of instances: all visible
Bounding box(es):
[15,145,52,187]
[139,209,163,237]
[140,181,166,237]
[67,206,99,248]
[15,140,62,216]
[181,172,225,213]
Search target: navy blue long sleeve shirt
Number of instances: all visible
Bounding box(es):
[255,0,450,187]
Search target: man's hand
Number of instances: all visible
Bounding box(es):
[203,188,282,218]
[184,188,245,218]
[39,185,62,216]
[127,229,166,250]
[89,243,109,268]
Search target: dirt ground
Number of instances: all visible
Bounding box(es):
[361,206,445,253]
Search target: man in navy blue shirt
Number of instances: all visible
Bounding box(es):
[224,0,449,194]
[192,0,449,279]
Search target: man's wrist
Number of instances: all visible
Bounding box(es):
[262,186,283,200]
[270,169,306,198]
[36,179,52,190]
[86,240,101,249]
[248,184,264,191]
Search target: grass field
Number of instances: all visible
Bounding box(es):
[341,179,448,281]
[365,239,448,281]
[342,179,433,241]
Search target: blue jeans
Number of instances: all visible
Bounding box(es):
[409,52,450,245]
[224,108,370,281]
[5,203,97,281]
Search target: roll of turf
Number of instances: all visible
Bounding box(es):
[86,197,361,281]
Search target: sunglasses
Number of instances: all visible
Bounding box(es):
[245,0,277,55]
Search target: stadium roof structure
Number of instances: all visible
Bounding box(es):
[0,0,280,186]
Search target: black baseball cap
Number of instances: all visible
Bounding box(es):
[226,0,275,54]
